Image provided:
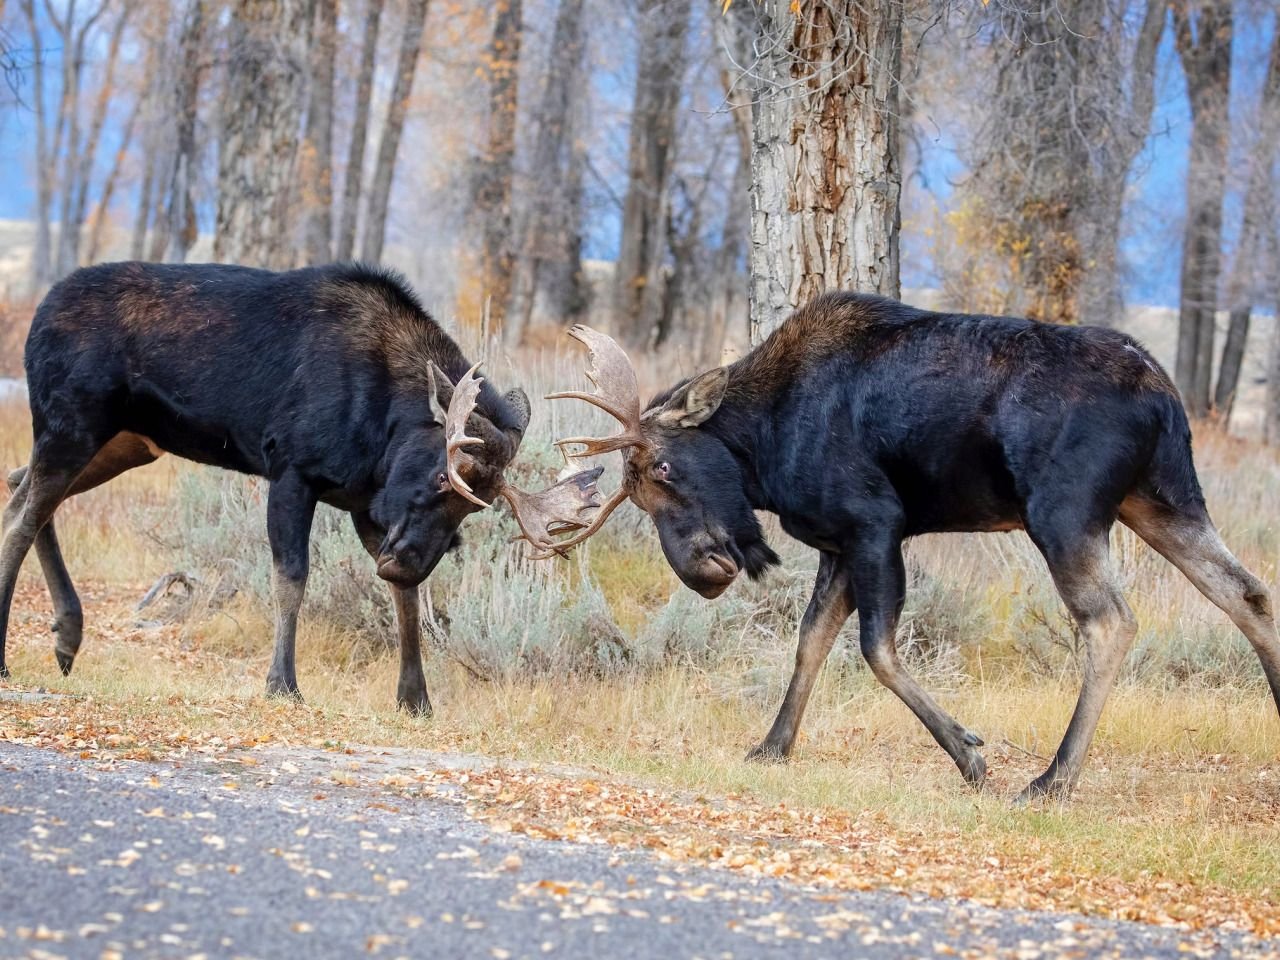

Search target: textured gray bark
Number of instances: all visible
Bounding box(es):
[745,0,903,344]
[474,0,523,330]
[51,0,110,279]
[507,0,587,342]
[360,0,429,264]
[1266,224,1280,444]
[1213,30,1279,419]
[20,0,51,293]
[214,0,312,268]
[704,3,753,366]
[335,0,382,262]
[84,90,140,264]
[160,0,206,264]
[60,4,129,274]
[613,0,690,349]
[1172,0,1233,418]
[302,0,337,264]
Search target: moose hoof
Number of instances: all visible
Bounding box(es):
[396,691,433,719]
[265,681,304,704]
[0,662,9,680]
[55,649,75,676]
[744,741,789,764]
[956,749,988,789]
[1013,772,1072,807]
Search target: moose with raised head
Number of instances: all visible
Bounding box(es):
[545,292,1280,801]
[0,261,599,712]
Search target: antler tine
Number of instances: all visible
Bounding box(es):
[499,466,607,560]
[525,485,630,556]
[443,361,489,507]
[545,325,645,454]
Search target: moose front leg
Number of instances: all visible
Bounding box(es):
[852,529,988,788]
[350,512,431,717]
[746,552,854,761]
[265,472,317,701]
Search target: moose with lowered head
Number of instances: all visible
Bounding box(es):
[0,261,600,713]
[545,292,1280,801]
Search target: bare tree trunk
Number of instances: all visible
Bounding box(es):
[704,3,753,366]
[472,0,522,332]
[360,0,430,264]
[85,88,141,263]
[507,0,586,343]
[61,4,130,273]
[335,0,382,262]
[302,0,337,264]
[214,0,312,268]
[1172,0,1233,418]
[21,0,51,291]
[129,22,168,262]
[157,0,206,264]
[1213,29,1279,420]
[613,0,690,349]
[746,0,903,343]
[1077,0,1166,324]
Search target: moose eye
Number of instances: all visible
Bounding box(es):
[654,461,672,481]
[436,472,450,493]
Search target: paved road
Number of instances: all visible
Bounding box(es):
[0,742,1270,959]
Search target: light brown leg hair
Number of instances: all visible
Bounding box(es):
[1018,533,1137,802]
[6,433,161,673]
[747,552,852,761]
[1120,497,1280,716]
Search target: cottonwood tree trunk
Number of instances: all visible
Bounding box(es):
[1213,30,1280,421]
[21,0,52,292]
[51,0,111,279]
[704,2,753,365]
[159,0,206,263]
[1078,0,1166,325]
[335,0,382,261]
[214,0,311,268]
[745,0,903,343]
[473,0,522,331]
[507,0,587,342]
[360,0,430,264]
[613,0,690,349]
[61,3,130,274]
[302,0,337,263]
[85,92,140,263]
[1173,0,1233,418]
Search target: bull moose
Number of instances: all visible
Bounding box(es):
[545,292,1280,800]
[0,261,599,711]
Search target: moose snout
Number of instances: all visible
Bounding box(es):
[689,550,739,599]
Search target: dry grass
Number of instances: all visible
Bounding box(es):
[1,361,1279,927]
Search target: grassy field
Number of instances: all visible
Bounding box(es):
[1,346,1279,935]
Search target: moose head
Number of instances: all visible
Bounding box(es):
[537,326,778,597]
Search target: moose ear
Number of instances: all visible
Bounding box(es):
[504,388,532,438]
[427,363,455,426]
[654,367,728,429]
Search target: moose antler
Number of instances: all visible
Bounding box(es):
[499,466,606,560]
[529,325,650,555]
[547,325,646,458]
[441,361,488,507]
[432,361,609,556]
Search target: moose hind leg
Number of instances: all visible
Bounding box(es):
[747,551,852,761]
[0,444,106,678]
[1121,499,1280,718]
[6,435,160,675]
[1019,530,1136,803]
[852,532,988,787]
